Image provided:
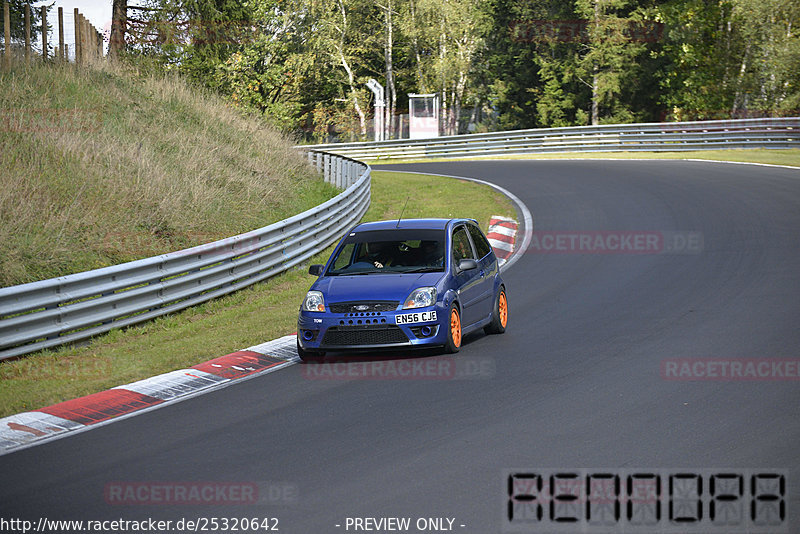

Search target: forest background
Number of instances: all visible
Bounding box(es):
[5,0,798,141]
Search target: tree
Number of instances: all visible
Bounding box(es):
[657,0,800,119]
[125,0,251,86]
[402,0,486,134]
[109,0,127,58]
[573,0,651,124]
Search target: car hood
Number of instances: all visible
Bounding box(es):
[313,272,445,304]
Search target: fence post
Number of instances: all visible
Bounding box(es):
[24,3,30,62]
[89,19,95,61]
[74,8,80,64]
[83,16,90,61]
[40,5,46,59]
[82,15,89,62]
[58,7,64,60]
[86,16,92,61]
[79,14,85,61]
[3,1,10,69]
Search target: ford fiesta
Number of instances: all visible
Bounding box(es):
[296,218,507,360]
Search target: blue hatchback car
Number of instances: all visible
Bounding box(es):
[296,218,507,360]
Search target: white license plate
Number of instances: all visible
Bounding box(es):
[395,311,437,325]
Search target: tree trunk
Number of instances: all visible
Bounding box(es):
[383,0,396,139]
[732,43,750,117]
[109,0,127,58]
[408,0,424,91]
[337,0,366,136]
[591,0,600,125]
[592,68,599,125]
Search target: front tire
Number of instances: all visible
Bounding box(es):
[444,304,462,353]
[485,287,508,335]
[297,339,324,362]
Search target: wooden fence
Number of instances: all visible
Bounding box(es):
[2,1,104,68]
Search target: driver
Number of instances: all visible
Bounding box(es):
[367,242,393,268]
[418,240,443,267]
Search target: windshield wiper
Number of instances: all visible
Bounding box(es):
[400,267,443,273]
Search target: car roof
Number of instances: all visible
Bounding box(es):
[350,218,477,232]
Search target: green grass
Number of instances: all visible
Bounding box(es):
[368,148,800,168]
[0,60,336,287]
[0,170,516,418]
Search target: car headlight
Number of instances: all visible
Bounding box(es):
[302,291,325,312]
[403,287,436,309]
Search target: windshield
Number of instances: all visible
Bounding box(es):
[326,229,446,275]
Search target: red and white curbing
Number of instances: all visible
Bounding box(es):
[487,215,519,266]
[0,218,518,456]
[0,335,298,455]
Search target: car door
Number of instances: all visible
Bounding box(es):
[466,222,497,319]
[451,224,488,327]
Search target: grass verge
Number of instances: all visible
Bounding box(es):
[0,170,516,418]
[367,148,800,168]
[0,60,334,287]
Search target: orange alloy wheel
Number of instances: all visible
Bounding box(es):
[450,308,462,348]
[498,291,508,328]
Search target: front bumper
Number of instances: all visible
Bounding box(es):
[297,303,448,352]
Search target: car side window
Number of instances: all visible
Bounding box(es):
[452,226,475,262]
[332,243,356,270]
[467,224,492,259]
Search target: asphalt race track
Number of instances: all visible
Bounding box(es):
[2,160,799,533]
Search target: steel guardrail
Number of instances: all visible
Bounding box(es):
[0,151,370,360]
[303,117,800,160]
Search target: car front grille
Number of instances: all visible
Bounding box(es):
[329,301,399,314]
[322,325,409,346]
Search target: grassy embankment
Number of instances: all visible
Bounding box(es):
[0,60,336,287]
[0,59,516,417]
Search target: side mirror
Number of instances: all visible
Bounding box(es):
[308,264,324,276]
[457,259,478,272]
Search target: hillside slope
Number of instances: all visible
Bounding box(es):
[0,61,336,287]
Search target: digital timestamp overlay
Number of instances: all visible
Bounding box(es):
[503,469,788,533]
